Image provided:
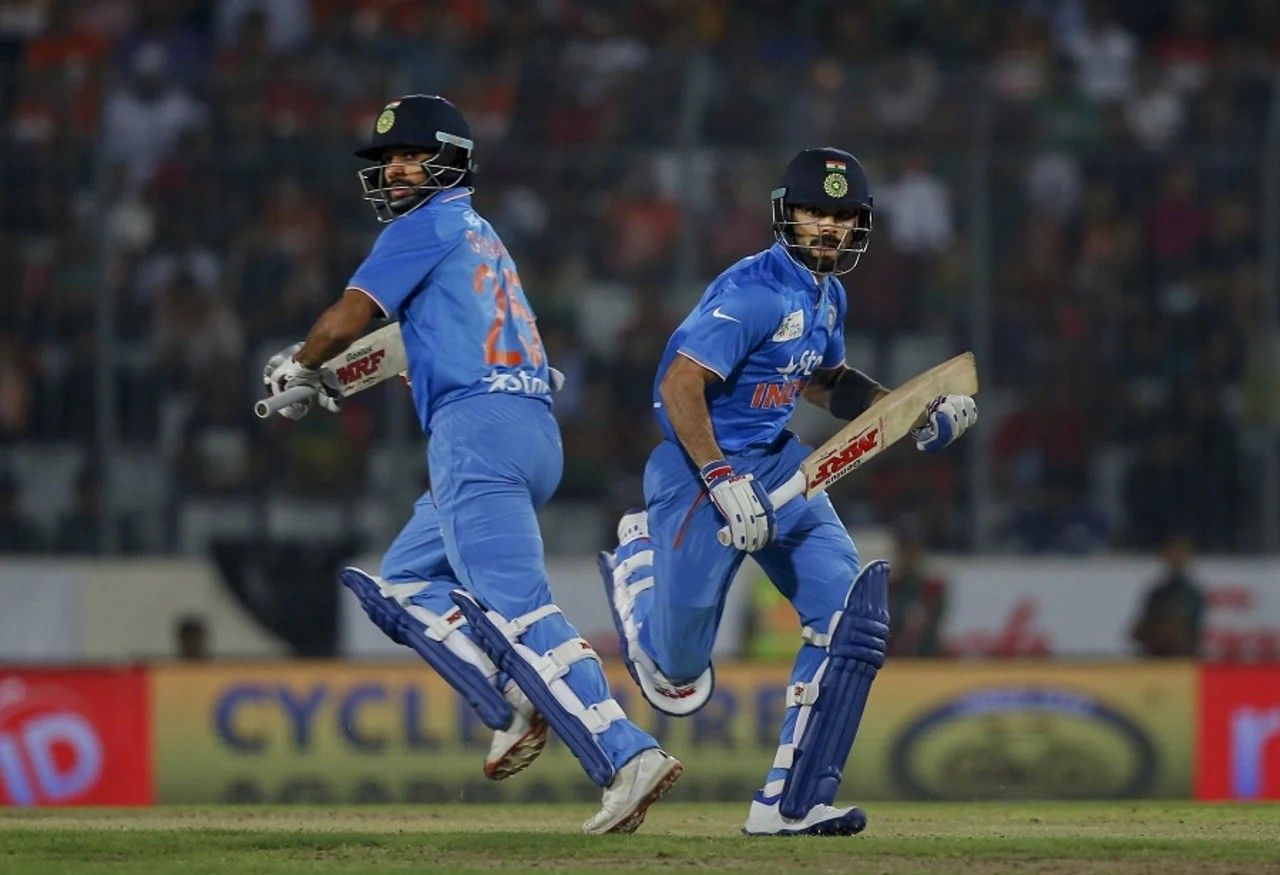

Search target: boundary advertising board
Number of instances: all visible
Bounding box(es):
[149,662,1194,804]
[0,667,151,805]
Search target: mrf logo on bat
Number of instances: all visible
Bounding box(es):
[811,421,883,488]
[335,347,388,387]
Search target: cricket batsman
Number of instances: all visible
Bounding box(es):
[260,94,681,833]
[598,148,977,835]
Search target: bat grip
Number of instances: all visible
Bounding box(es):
[254,385,316,419]
[716,470,807,547]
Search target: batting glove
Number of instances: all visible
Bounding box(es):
[912,394,978,452]
[263,342,341,419]
[700,459,775,552]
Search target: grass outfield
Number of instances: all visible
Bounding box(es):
[1,802,1278,874]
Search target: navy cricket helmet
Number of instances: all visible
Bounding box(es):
[355,94,475,222]
[771,147,873,275]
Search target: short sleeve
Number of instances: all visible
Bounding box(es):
[347,215,460,317]
[824,283,847,367]
[677,284,783,379]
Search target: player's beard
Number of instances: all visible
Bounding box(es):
[803,232,845,273]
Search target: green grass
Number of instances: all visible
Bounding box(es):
[2,802,1278,874]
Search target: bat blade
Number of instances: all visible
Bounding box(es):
[254,323,408,418]
[799,351,978,497]
[326,322,407,398]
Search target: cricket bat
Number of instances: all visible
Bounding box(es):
[717,351,979,545]
[254,322,408,419]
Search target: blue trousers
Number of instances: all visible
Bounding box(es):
[627,432,860,789]
[381,393,655,772]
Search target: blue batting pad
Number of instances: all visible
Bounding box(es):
[340,567,513,730]
[450,589,617,787]
[779,560,889,820]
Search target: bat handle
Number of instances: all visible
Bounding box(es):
[716,470,807,547]
[254,385,316,419]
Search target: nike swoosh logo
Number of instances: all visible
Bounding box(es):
[711,307,740,322]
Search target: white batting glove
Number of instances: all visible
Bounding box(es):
[912,394,977,452]
[700,460,775,552]
[262,342,341,420]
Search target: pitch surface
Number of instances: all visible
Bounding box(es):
[2,802,1277,873]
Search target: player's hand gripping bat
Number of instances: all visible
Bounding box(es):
[254,322,407,419]
[716,352,979,546]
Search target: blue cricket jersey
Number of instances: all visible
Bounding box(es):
[654,242,847,453]
[347,190,552,431]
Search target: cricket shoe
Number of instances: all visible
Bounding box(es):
[742,791,867,836]
[582,748,683,835]
[598,514,715,717]
[483,683,547,780]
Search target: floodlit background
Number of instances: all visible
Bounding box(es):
[0,0,1277,807]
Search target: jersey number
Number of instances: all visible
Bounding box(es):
[473,263,545,368]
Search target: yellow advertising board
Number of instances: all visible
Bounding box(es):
[150,661,1194,803]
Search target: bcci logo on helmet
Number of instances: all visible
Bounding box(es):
[375,109,395,134]
[823,173,848,198]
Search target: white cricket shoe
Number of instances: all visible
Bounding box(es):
[483,684,547,780]
[742,791,867,836]
[582,748,683,835]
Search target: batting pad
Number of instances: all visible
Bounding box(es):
[450,590,621,787]
[340,567,514,730]
[778,559,889,820]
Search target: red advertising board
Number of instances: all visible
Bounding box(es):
[0,667,152,806]
[1196,665,1280,800]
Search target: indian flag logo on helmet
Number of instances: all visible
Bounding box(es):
[825,159,847,173]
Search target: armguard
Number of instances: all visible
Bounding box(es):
[828,368,887,420]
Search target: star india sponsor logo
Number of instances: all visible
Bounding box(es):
[483,369,552,395]
[775,349,822,377]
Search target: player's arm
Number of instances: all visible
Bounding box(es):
[658,354,725,469]
[262,289,383,419]
[803,366,889,418]
[660,352,775,552]
[295,289,383,367]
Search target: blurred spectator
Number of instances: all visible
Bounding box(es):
[215,0,310,55]
[1060,0,1137,103]
[887,517,948,657]
[877,154,954,256]
[0,470,43,552]
[1130,534,1206,657]
[99,41,206,194]
[175,613,209,660]
[53,462,138,554]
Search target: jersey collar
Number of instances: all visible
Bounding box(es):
[767,241,832,297]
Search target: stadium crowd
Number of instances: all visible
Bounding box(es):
[1,0,1277,556]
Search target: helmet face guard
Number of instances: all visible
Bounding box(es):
[770,148,874,276]
[771,189,872,276]
[356,132,473,223]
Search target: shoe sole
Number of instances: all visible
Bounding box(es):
[742,806,867,837]
[603,759,684,835]
[483,713,548,781]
